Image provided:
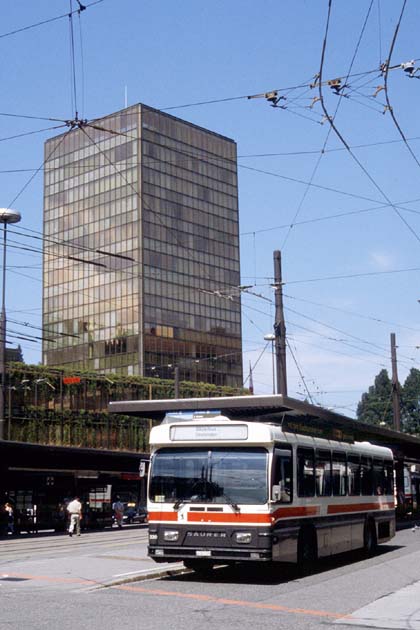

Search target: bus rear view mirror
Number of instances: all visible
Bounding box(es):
[272,484,281,501]
[139,460,148,478]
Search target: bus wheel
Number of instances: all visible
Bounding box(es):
[183,560,214,576]
[297,528,317,575]
[363,519,377,556]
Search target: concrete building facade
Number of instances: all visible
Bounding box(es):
[42,104,243,387]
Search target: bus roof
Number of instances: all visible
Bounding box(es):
[148,415,393,458]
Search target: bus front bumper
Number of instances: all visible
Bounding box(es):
[148,524,273,563]
[149,545,273,563]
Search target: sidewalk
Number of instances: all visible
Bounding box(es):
[337,580,420,629]
[0,527,186,590]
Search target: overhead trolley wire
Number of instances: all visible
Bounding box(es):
[68,0,80,119]
[283,292,420,335]
[286,339,315,404]
[0,0,104,40]
[240,299,414,369]
[383,0,420,171]
[240,197,420,237]
[158,65,405,112]
[0,125,68,144]
[286,322,389,369]
[318,0,420,248]
[280,0,375,251]
[280,265,420,285]
[0,111,67,123]
[285,305,416,363]
[7,129,71,209]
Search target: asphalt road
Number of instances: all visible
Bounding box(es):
[1,523,420,630]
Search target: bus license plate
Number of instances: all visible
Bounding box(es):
[196,550,211,557]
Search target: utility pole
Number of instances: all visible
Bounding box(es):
[273,250,287,396]
[0,208,21,440]
[390,332,401,431]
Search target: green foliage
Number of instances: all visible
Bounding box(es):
[356,369,394,427]
[357,368,420,436]
[6,363,249,450]
[401,368,420,435]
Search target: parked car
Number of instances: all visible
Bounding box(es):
[123,504,148,524]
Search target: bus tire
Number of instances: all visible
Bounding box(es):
[183,560,214,576]
[297,527,317,575]
[363,519,377,556]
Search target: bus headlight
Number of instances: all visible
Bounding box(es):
[235,532,252,544]
[163,530,179,542]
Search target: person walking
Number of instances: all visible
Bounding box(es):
[67,496,82,537]
[5,502,14,535]
[112,496,124,529]
[0,504,8,536]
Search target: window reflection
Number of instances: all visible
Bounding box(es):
[43,105,242,386]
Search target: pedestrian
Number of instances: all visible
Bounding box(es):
[0,504,8,536]
[4,502,14,535]
[112,496,124,529]
[66,496,82,537]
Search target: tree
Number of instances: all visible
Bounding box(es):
[401,368,420,435]
[356,369,394,427]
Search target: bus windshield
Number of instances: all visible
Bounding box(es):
[150,447,268,506]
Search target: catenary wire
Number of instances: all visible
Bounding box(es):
[0,0,104,40]
[383,0,420,170]
[283,292,420,335]
[318,0,420,248]
[286,339,315,403]
[7,129,71,209]
[280,0,374,250]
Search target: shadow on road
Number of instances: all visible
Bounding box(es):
[166,544,405,586]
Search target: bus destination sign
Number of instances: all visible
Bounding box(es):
[170,424,248,441]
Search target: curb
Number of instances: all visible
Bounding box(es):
[97,564,188,589]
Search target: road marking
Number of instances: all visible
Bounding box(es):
[114,583,349,619]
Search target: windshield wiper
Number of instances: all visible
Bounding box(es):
[173,498,189,511]
[221,492,240,513]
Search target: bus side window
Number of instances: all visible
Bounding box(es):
[384,460,394,495]
[297,448,315,498]
[315,450,332,496]
[348,455,361,496]
[361,456,373,495]
[373,458,385,496]
[332,452,347,496]
[272,446,292,503]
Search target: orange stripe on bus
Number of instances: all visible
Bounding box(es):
[148,511,178,522]
[187,512,272,524]
[327,502,394,514]
[273,506,319,520]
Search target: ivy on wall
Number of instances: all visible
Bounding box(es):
[6,363,248,451]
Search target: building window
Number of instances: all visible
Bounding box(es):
[105,337,127,355]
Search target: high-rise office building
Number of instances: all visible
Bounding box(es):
[42,104,243,387]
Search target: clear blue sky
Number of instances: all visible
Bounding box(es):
[2,0,420,417]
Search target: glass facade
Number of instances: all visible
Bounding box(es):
[43,104,242,387]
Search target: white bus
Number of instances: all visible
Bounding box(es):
[109,395,395,574]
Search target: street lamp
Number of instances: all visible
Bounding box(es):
[264,333,276,395]
[0,208,21,440]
